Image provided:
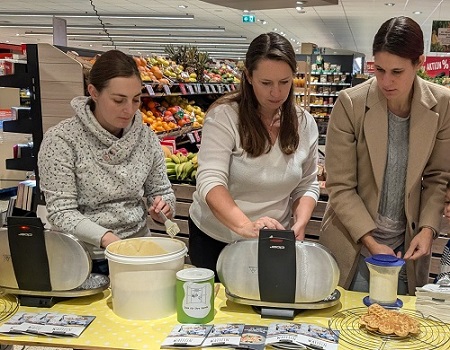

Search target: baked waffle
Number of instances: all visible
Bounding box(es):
[359,303,420,337]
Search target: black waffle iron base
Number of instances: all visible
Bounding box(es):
[0,274,110,307]
[226,289,341,319]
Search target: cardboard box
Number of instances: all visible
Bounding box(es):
[0,87,20,110]
[301,42,318,55]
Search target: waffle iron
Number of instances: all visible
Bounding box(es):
[0,217,109,307]
[217,230,341,319]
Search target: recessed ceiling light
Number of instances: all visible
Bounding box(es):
[413,11,422,15]
[384,2,395,6]
[273,28,278,31]
[243,10,250,13]
[178,5,188,9]
[259,19,267,24]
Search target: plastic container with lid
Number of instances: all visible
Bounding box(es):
[105,237,187,320]
[365,254,405,306]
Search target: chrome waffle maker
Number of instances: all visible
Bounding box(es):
[217,230,341,319]
[0,216,109,307]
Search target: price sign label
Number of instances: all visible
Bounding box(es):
[204,84,211,93]
[162,84,171,95]
[210,84,217,93]
[186,84,195,94]
[145,84,155,96]
[193,130,201,142]
[179,83,188,95]
[187,132,196,143]
[225,84,231,92]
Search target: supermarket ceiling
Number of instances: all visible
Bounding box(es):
[0,0,449,60]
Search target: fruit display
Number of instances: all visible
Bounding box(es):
[165,152,198,183]
[141,96,205,133]
[204,64,241,84]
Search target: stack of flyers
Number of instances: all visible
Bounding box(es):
[161,322,339,349]
[160,324,212,348]
[239,325,268,350]
[0,312,95,337]
[202,323,245,347]
[266,323,339,350]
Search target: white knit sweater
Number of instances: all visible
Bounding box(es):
[38,96,175,259]
[189,102,320,243]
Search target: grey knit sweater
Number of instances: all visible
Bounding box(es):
[38,96,175,259]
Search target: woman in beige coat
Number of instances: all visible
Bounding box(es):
[319,16,450,295]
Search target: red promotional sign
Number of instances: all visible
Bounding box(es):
[365,61,375,74]
[423,56,450,77]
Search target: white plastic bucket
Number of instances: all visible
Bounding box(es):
[105,237,187,320]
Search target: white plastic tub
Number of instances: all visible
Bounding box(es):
[105,237,187,320]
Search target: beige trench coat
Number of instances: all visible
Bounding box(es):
[319,76,450,295]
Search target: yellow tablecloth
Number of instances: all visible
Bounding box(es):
[0,285,445,350]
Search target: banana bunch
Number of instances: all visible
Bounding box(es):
[165,152,198,182]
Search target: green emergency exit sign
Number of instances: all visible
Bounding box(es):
[242,14,256,23]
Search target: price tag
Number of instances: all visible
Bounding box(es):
[162,84,171,95]
[179,83,188,95]
[225,84,231,92]
[204,84,211,93]
[210,84,217,93]
[145,84,155,96]
[193,130,201,143]
[187,132,196,143]
[194,84,202,94]
[186,84,195,94]
[217,85,224,93]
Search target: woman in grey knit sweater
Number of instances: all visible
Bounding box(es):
[38,50,175,273]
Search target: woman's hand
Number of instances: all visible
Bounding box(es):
[101,231,121,248]
[149,196,173,223]
[238,216,285,238]
[360,232,400,257]
[403,228,433,260]
[291,222,306,241]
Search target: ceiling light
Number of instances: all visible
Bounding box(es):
[273,28,278,31]
[178,5,188,9]
[384,3,395,6]
[296,1,305,4]
[69,39,249,46]
[1,24,224,32]
[24,31,247,41]
[413,11,422,15]
[0,12,194,20]
[258,19,267,25]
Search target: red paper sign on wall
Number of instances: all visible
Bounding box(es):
[423,56,450,77]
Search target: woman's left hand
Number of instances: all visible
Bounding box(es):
[403,227,434,260]
[148,196,173,223]
[291,222,307,241]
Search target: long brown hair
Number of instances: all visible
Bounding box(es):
[211,32,299,157]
